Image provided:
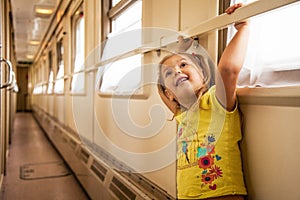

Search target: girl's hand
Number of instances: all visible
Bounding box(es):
[225,3,250,31]
[216,3,250,111]
[225,3,243,14]
[176,36,193,52]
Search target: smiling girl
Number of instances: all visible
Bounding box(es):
[157,3,250,200]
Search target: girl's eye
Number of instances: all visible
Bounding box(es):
[180,62,187,68]
[165,70,173,77]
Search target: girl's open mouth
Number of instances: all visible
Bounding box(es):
[176,76,188,86]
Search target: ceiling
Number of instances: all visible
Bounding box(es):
[10,0,58,64]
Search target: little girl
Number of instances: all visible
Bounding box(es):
[157,4,249,200]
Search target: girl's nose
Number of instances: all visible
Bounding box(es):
[175,66,182,74]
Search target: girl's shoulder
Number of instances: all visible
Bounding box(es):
[199,85,216,109]
[201,85,239,114]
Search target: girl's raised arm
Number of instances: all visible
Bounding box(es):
[216,3,250,111]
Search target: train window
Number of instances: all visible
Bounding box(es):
[54,38,64,94]
[112,0,121,6]
[70,4,85,94]
[37,62,41,83]
[111,0,142,33]
[230,0,300,87]
[100,54,142,94]
[33,84,43,95]
[42,83,47,94]
[34,66,40,89]
[99,0,142,95]
[33,62,43,95]
[47,51,54,94]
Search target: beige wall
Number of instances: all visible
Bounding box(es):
[238,88,300,200]
[28,0,300,199]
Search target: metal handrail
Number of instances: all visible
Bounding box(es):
[33,0,300,84]
[93,0,299,69]
[7,71,19,92]
[0,57,13,89]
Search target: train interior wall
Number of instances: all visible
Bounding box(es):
[30,0,218,198]
[7,0,300,200]
[238,91,300,200]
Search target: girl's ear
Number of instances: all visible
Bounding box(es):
[164,89,174,101]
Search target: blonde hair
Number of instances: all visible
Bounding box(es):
[157,52,215,114]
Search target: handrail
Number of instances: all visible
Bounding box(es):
[181,0,300,38]
[0,57,13,89]
[7,71,19,92]
[32,0,300,86]
[93,0,299,69]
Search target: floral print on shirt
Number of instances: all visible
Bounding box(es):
[196,134,223,190]
[178,120,223,191]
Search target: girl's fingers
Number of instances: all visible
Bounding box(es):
[225,3,243,14]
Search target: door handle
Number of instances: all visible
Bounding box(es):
[0,57,13,89]
[7,71,18,92]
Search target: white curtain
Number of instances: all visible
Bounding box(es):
[228,0,300,88]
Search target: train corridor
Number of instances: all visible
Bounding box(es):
[0,112,90,200]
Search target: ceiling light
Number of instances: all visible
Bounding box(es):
[28,40,40,45]
[34,4,53,17]
[36,7,53,15]
[26,54,34,59]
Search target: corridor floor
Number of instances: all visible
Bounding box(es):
[0,112,90,200]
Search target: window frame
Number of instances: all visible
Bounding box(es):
[224,0,300,106]
[226,0,300,89]
[70,1,86,95]
[98,0,146,98]
[32,61,43,95]
[102,0,138,40]
[54,28,65,95]
[47,50,54,94]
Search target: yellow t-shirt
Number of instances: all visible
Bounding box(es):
[175,86,247,199]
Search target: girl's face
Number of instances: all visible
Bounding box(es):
[161,54,205,107]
